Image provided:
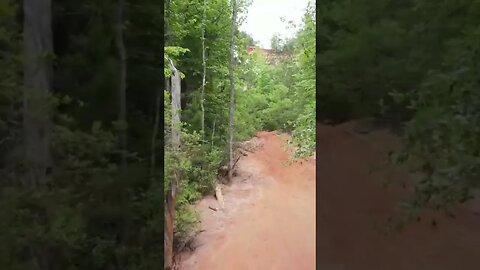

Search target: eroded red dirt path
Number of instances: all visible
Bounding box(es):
[178,131,316,270]
[318,122,480,270]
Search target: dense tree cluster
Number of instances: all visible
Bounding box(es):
[0,0,315,267]
[0,0,315,268]
[1,1,163,268]
[317,0,480,216]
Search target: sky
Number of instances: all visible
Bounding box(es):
[239,0,312,49]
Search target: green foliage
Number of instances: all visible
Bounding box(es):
[164,46,190,78]
[317,0,480,215]
[235,55,298,138]
[392,26,480,213]
[163,0,315,250]
[234,2,316,160]
[175,204,200,236]
[1,119,163,269]
[0,0,20,167]
[0,1,164,268]
[289,104,316,159]
[288,3,316,158]
[164,90,223,238]
[164,0,320,242]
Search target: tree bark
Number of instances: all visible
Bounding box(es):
[211,119,215,149]
[164,59,181,270]
[23,0,53,185]
[227,0,237,182]
[150,87,161,177]
[169,59,181,149]
[200,0,208,138]
[164,0,172,45]
[115,0,128,169]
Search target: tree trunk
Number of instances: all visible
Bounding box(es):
[227,0,237,182]
[165,0,172,45]
[23,0,53,185]
[169,60,181,149]
[164,59,181,270]
[150,87,161,177]
[200,0,208,138]
[115,0,128,169]
[211,119,215,149]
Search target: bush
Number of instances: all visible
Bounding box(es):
[0,121,163,269]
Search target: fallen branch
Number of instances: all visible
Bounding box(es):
[238,148,249,156]
[219,154,242,179]
[231,154,242,171]
[208,206,218,211]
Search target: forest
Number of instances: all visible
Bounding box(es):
[164,0,315,268]
[317,0,480,219]
[0,0,164,269]
[1,0,479,268]
[0,0,315,269]
[316,1,480,267]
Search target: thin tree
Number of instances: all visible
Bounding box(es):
[200,0,208,137]
[150,86,161,177]
[227,0,237,182]
[23,0,53,185]
[157,0,171,178]
[164,59,181,270]
[115,0,128,169]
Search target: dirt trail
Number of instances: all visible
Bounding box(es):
[318,121,480,270]
[178,131,316,270]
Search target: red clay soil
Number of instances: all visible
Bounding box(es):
[318,122,480,270]
[178,124,480,270]
[178,131,316,270]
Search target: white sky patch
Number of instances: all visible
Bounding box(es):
[239,0,311,49]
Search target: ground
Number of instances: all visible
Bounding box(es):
[177,123,480,270]
[318,121,480,270]
[178,131,316,270]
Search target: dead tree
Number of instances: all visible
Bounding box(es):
[164,59,181,270]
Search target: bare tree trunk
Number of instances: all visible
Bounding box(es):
[149,62,172,177]
[227,0,237,182]
[200,0,208,138]
[150,87,161,177]
[23,0,53,185]
[211,119,215,149]
[169,60,181,149]
[115,0,128,169]
[164,59,181,270]
[165,77,171,93]
[165,0,172,45]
